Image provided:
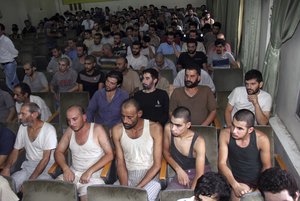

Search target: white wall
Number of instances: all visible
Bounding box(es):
[276,23,300,146]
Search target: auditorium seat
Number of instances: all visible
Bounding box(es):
[160,189,194,201]
[87,185,148,201]
[22,180,77,201]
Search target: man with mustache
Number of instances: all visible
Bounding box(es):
[112,98,162,201]
[225,69,272,126]
[170,65,216,126]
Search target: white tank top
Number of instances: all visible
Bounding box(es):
[70,123,104,172]
[120,119,154,171]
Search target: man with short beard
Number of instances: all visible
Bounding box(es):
[86,70,128,129]
[133,68,169,126]
[225,69,272,126]
[77,55,105,97]
[177,38,208,72]
[1,102,57,194]
[170,65,216,126]
[112,98,162,201]
[71,43,88,73]
[126,41,148,71]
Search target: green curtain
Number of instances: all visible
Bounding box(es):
[262,0,300,99]
[239,0,261,72]
[209,0,241,55]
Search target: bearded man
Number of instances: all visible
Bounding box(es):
[170,65,216,126]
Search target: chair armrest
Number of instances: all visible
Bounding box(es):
[274,154,287,170]
[159,157,168,190]
[100,160,117,184]
[47,110,59,123]
[48,162,63,179]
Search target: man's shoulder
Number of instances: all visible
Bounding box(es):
[259,90,272,100]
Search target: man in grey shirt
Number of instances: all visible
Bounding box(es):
[23,62,49,92]
[0,88,16,123]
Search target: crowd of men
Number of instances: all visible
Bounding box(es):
[0,2,297,201]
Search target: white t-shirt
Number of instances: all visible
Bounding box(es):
[177,196,195,201]
[228,86,272,120]
[173,69,216,92]
[15,95,52,122]
[14,122,57,162]
[126,54,148,70]
[208,52,235,68]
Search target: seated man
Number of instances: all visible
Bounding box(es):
[126,41,148,71]
[71,43,87,73]
[134,68,169,126]
[50,57,78,99]
[0,88,16,123]
[218,109,272,201]
[0,175,19,201]
[0,125,16,168]
[147,53,177,78]
[207,39,238,69]
[86,70,129,129]
[13,82,52,121]
[173,68,215,93]
[1,103,57,193]
[170,65,217,126]
[47,46,71,73]
[99,43,118,69]
[77,55,105,98]
[225,69,272,126]
[163,106,209,190]
[88,33,103,64]
[114,56,142,96]
[157,32,181,58]
[112,98,162,201]
[177,172,231,201]
[258,167,299,201]
[23,62,49,92]
[55,105,113,201]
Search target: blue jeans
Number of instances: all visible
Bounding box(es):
[3,60,19,91]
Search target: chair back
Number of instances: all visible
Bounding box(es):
[22,180,77,201]
[160,189,194,201]
[87,185,148,201]
[160,69,174,84]
[213,68,243,92]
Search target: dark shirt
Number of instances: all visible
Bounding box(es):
[177,51,207,69]
[133,89,169,126]
[0,126,16,155]
[228,130,262,187]
[77,69,105,97]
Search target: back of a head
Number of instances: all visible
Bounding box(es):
[258,167,299,199]
[194,172,231,201]
[245,69,263,83]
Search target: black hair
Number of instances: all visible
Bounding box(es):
[106,70,123,86]
[172,106,191,123]
[14,82,31,96]
[233,109,255,128]
[245,69,263,83]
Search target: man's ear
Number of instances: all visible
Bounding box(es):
[248,126,254,134]
[186,122,192,129]
[259,81,263,89]
[137,110,143,118]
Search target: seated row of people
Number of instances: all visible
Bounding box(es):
[0,99,284,201]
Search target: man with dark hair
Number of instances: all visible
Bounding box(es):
[126,41,148,71]
[115,56,142,96]
[177,38,208,72]
[170,66,216,126]
[0,88,16,123]
[0,23,19,91]
[71,43,88,73]
[225,69,272,126]
[55,105,113,201]
[86,70,128,129]
[112,98,163,201]
[258,167,299,201]
[164,106,210,190]
[13,82,51,121]
[22,20,37,35]
[77,55,105,97]
[1,102,57,193]
[23,62,49,92]
[212,21,222,35]
[134,68,169,126]
[219,109,272,201]
[207,39,238,69]
[178,172,231,201]
[157,32,181,58]
[47,46,71,73]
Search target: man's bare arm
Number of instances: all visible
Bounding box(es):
[1,149,19,176]
[137,122,162,188]
[225,103,233,127]
[191,136,205,189]
[201,109,216,126]
[80,125,113,183]
[29,149,53,179]
[112,124,128,185]
[257,131,272,171]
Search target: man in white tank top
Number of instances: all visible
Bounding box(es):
[112,98,163,201]
[55,105,113,201]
